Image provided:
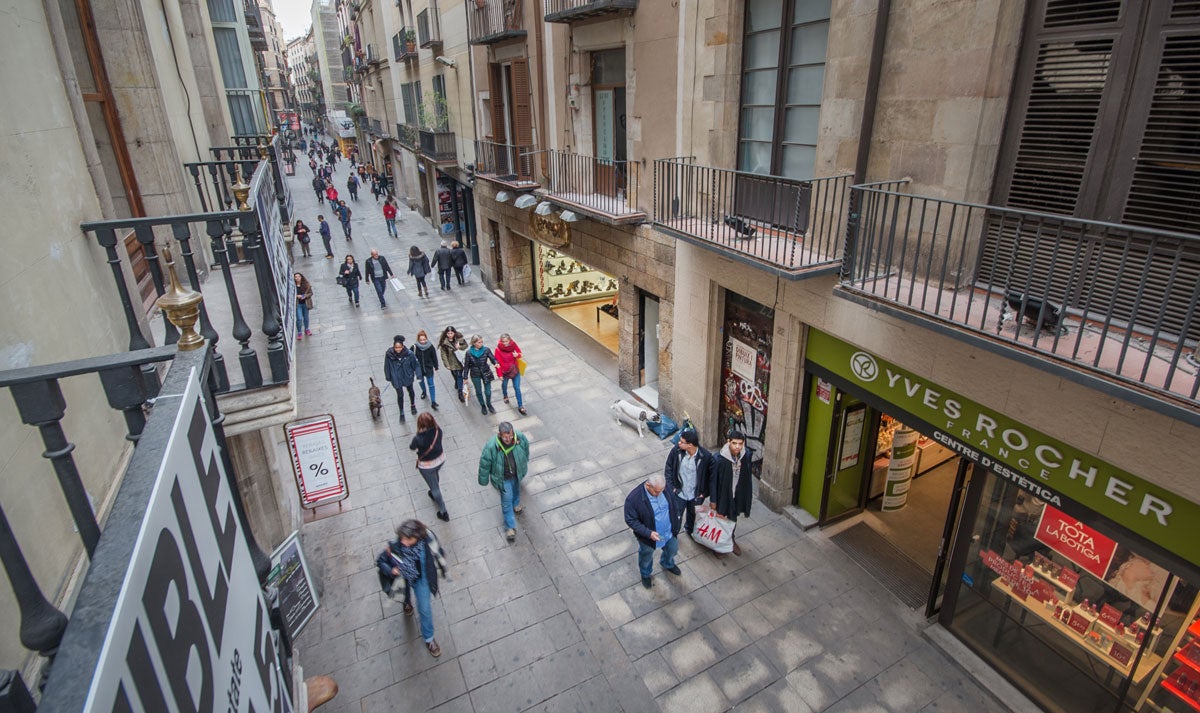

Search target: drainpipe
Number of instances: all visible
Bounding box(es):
[840,0,891,280]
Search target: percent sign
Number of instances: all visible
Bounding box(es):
[308,462,330,476]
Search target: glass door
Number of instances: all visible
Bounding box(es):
[925,459,974,618]
[819,393,870,523]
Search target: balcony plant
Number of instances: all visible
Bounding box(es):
[418,92,450,132]
[404,29,417,53]
[347,102,366,117]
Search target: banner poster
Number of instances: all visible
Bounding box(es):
[882,426,919,512]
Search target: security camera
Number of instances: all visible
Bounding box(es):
[435,56,457,68]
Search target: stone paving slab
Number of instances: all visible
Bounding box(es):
[285,147,1015,713]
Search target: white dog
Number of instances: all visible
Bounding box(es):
[611,399,657,438]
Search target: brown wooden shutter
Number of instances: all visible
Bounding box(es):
[489,62,506,143]
[510,58,534,180]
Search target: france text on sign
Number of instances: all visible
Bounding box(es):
[1034,504,1119,579]
[284,415,349,508]
[84,369,291,713]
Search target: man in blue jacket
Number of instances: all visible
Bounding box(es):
[624,472,683,589]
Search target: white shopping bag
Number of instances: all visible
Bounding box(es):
[389,277,405,292]
[462,381,470,405]
[462,264,472,281]
[692,508,735,554]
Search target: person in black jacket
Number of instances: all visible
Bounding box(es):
[337,254,361,306]
[413,330,440,409]
[363,249,394,308]
[709,429,753,556]
[449,241,469,284]
[409,412,448,520]
[375,520,448,657]
[664,429,712,536]
[384,335,419,422]
[433,241,455,291]
[624,472,683,589]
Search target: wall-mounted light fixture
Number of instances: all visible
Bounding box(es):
[559,210,580,222]
[495,191,513,203]
[514,194,539,210]
[535,201,554,216]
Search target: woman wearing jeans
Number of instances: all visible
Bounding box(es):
[437,326,468,402]
[375,520,448,657]
[462,335,498,415]
[409,413,448,521]
[294,273,313,340]
[338,255,361,306]
[494,333,527,415]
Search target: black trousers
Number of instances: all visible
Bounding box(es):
[395,384,415,413]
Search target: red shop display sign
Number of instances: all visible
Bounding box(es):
[1034,505,1119,579]
[1067,611,1092,637]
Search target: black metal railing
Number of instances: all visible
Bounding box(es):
[544,0,636,22]
[474,140,537,184]
[544,149,643,218]
[419,129,457,162]
[80,208,291,395]
[212,136,293,228]
[184,159,258,214]
[652,158,852,273]
[393,28,417,60]
[467,0,525,44]
[366,43,379,64]
[841,184,1200,411]
[418,5,441,47]
[397,123,419,149]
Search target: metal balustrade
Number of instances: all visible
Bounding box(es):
[467,0,525,44]
[652,158,851,272]
[419,129,457,163]
[418,5,441,47]
[545,149,644,221]
[474,140,537,186]
[393,28,417,61]
[543,0,636,23]
[397,123,419,150]
[840,183,1200,417]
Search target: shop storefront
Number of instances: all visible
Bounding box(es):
[798,329,1200,713]
[719,292,773,476]
[531,242,619,354]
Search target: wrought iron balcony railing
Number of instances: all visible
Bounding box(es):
[543,149,644,223]
[418,5,442,47]
[840,183,1200,418]
[652,158,852,276]
[366,43,379,65]
[393,28,417,61]
[419,128,457,163]
[544,0,636,23]
[468,0,525,44]
[397,122,419,149]
[474,140,537,186]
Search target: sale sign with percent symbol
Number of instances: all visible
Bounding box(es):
[284,415,350,509]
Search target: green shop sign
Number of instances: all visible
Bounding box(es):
[806,329,1200,567]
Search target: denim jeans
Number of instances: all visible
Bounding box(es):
[471,376,493,409]
[411,548,435,642]
[451,369,464,397]
[501,374,523,408]
[340,220,351,238]
[419,465,446,514]
[500,478,521,529]
[296,302,310,333]
[372,279,387,306]
[420,374,436,402]
[385,218,397,237]
[343,283,359,304]
[637,536,679,578]
[438,269,452,290]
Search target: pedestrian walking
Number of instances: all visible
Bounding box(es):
[312,175,325,204]
[364,249,394,309]
[664,429,711,536]
[325,183,339,205]
[409,413,449,521]
[308,157,317,175]
[450,241,469,284]
[347,172,359,201]
[624,472,683,589]
[437,326,468,403]
[336,200,353,239]
[337,254,361,307]
[383,198,398,238]
[371,175,382,202]
[407,245,432,297]
[375,520,447,657]
[477,422,529,543]
[413,330,440,408]
[433,241,454,291]
[708,429,753,556]
[494,333,527,415]
[318,215,334,258]
[462,335,497,415]
[294,272,313,340]
[293,219,312,257]
[384,335,419,422]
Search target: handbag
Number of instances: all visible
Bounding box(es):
[516,357,527,376]
[693,508,736,554]
[336,275,345,286]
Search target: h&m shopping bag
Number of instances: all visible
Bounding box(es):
[692,509,735,554]
[389,277,405,292]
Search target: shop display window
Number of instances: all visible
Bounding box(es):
[946,475,1199,713]
[534,245,618,306]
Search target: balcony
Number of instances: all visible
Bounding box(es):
[396,122,419,149]
[468,0,525,45]
[543,149,644,224]
[393,28,417,61]
[475,140,538,188]
[366,43,380,65]
[418,6,442,48]
[653,158,852,277]
[244,0,268,50]
[838,182,1200,422]
[544,0,636,23]
[419,128,457,163]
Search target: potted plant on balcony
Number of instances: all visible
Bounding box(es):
[404,29,417,53]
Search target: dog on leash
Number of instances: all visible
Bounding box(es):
[368,378,382,419]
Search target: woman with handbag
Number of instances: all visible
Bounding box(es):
[293,220,312,257]
[462,334,498,415]
[374,520,448,657]
[337,254,361,307]
[437,326,468,403]
[293,273,313,340]
[494,333,527,415]
[407,245,433,298]
[409,412,448,521]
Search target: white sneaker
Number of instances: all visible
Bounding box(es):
[514,505,524,514]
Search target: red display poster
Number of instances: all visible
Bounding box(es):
[1058,567,1081,589]
[1099,603,1123,629]
[1109,641,1132,666]
[1067,611,1092,637]
[1035,505,1119,579]
[284,415,350,508]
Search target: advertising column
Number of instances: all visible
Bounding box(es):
[882,426,918,511]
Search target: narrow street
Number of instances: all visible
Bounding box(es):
[286,148,1009,713]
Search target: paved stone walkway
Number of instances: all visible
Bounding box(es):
[286,144,1013,713]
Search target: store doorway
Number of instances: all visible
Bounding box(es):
[639,292,659,387]
[489,219,503,287]
[531,242,619,353]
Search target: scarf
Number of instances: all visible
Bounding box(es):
[394,541,421,583]
[468,345,487,358]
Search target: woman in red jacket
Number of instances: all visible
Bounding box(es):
[383,198,398,238]
[494,333,527,415]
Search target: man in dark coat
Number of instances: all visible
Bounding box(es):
[449,241,469,284]
[364,249,394,309]
[624,472,683,589]
[664,429,712,536]
[383,335,419,422]
[433,241,455,291]
[709,429,753,556]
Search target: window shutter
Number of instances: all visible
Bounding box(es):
[510,59,534,180]
[489,63,506,144]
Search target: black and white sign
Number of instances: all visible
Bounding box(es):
[266,531,319,642]
[82,369,291,712]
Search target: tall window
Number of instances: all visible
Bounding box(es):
[737,0,830,178]
[431,74,449,130]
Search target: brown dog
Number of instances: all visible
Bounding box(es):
[368,378,382,419]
